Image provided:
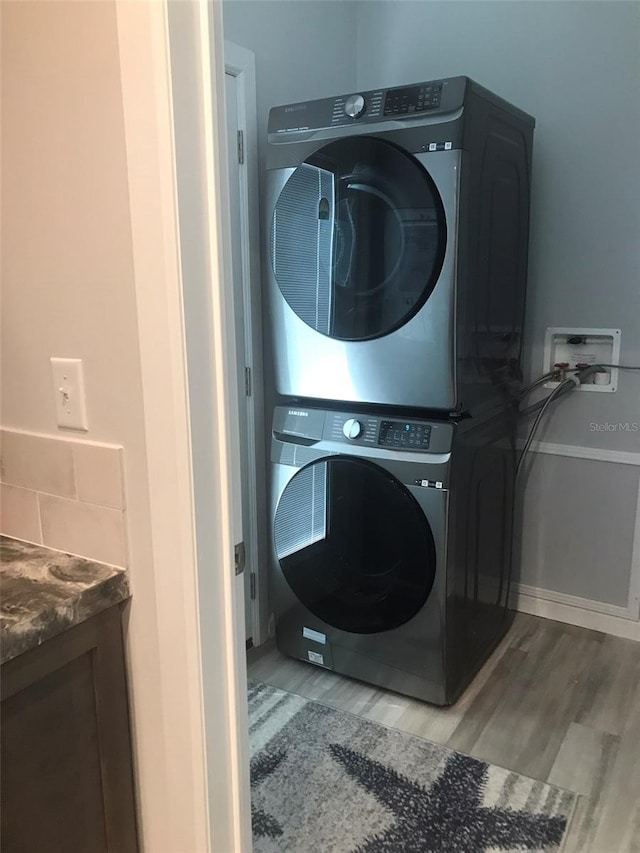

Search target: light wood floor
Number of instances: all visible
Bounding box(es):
[248,612,640,853]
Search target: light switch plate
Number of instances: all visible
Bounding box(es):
[51,357,89,430]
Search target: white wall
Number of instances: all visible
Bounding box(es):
[1,2,209,848]
[1,4,155,571]
[1,1,146,447]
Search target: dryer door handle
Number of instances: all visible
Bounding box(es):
[272,430,320,447]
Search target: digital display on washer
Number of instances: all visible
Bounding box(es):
[383,83,442,116]
[378,421,432,449]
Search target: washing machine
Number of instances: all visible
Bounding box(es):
[266,76,535,414]
[270,403,517,705]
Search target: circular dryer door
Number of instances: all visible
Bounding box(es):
[270,137,446,341]
[273,456,437,634]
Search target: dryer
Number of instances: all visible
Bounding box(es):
[270,403,516,705]
[266,76,535,414]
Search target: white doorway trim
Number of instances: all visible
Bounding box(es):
[224,39,268,646]
[117,0,251,850]
[166,1,252,850]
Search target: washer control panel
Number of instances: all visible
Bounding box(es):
[273,407,454,454]
[383,83,442,116]
[378,419,432,449]
[325,411,451,453]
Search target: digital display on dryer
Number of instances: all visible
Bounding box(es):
[378,421,432,449]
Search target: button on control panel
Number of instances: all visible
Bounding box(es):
[384,83,443,116]
[378,420,432,449]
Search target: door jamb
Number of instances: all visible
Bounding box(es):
[118,1,252,849]
[224,40,268,645]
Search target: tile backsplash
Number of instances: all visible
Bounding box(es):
[0,428,127,567]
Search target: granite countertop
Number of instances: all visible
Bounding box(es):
[0,536,130,665]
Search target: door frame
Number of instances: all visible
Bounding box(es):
[117,0,251,849]
[224,40,268,646]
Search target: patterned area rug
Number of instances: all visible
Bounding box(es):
[249,682,576,853]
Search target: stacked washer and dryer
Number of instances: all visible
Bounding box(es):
[265,77,535,705]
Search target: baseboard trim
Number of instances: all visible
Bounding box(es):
[511,583,640,641]
[523,440,640,467]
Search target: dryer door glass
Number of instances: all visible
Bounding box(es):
[274,457,437,634]
[270,137,446,341]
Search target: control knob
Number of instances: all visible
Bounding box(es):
[343,418,364,440]
[344,94,366,119]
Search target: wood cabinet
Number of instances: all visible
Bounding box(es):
[1,603,138,853]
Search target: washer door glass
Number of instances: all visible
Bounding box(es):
[274,457,437,634]
[270,137,447,341]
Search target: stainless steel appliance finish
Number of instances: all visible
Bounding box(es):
[266,76,535,414]
[270,404,516,705]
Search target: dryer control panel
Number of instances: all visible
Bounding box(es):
[273,406,454,454]
[268,76,467,136]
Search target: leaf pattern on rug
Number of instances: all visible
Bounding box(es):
[329,744,567,852]
[250,748,287,839]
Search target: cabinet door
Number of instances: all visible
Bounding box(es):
[1,605,138,853]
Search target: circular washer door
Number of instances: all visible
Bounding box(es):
[270,137,447,341]
[273,456,437,634]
